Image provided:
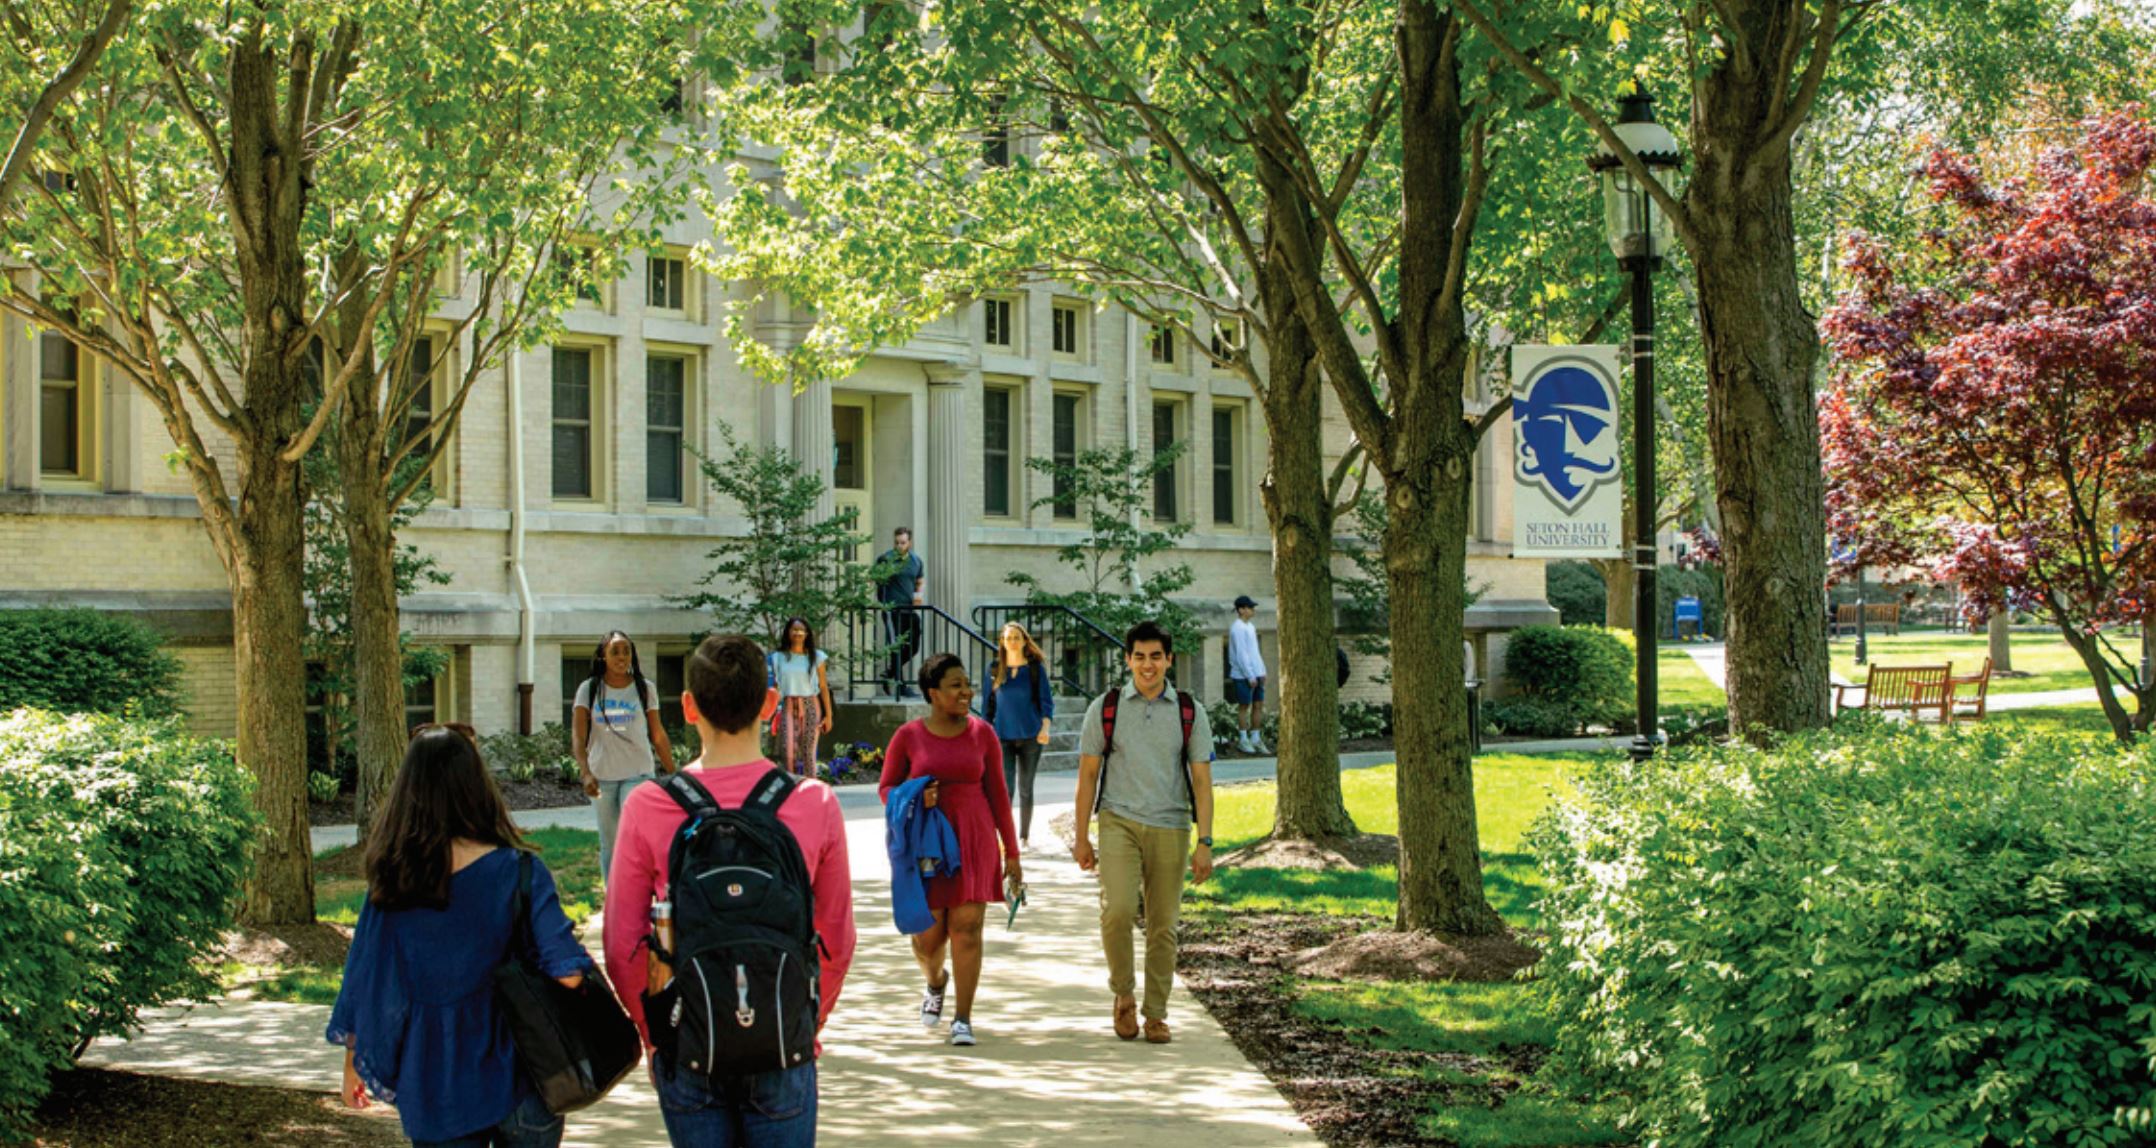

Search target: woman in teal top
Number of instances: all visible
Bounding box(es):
[769,616,834,778]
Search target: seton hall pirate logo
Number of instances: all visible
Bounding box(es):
[1513,362,1620,513]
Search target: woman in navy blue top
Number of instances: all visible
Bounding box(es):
[984,622,1055,849]
[328,724,595,1147]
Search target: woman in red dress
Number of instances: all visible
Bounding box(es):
[878,651,1023,1047]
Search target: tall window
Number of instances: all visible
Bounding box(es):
[1152,400,1179,521]
[1052,392,1081,519]
[782,24,817,84]
[983,95,1009,167]
[1052,305,1079,355]
[38,326,84,476]
[1149,324,1175,365]
[647,255,686,312]
[404,672,440,732]
[552,245,602,306]
[1209,319,1242,365]
[984,386,1014,517]
[647,354,687,503]
[552,347,595,499]
[1212,405,1240,525]
[983,297,1013,348]
[398,334,442,492]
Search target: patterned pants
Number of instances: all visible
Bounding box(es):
[774,695,823,778]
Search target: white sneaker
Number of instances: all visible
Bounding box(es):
[921,980,946,1029]
[949,1019,977,1046]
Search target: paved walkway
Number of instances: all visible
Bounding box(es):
[89,799,1315,1147]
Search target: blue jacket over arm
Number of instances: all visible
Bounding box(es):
[884,774,961,935]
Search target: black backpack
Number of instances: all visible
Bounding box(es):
[648,769,820,1079]
[1097,687,1201,817]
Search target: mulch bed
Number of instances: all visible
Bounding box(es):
[310,776,588,828]
[218,922,355,971]
[29,1068,404,1147]
[1179,912,1549,1148]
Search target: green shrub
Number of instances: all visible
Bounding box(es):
[1546,561,1608,627]
[1339,701,1391,740]
[306,770,341,803]
[0,710,257,1135]
[1531,725,2156,1147]
[1501,625,1632,734]
[0,608,183,717]
[1481,696,1580,738]
[477,723,575,786]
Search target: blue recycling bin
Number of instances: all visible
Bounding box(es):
[1672,596,1705,641]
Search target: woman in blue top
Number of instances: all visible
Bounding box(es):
[984,622,1055,849]
[328,724,595,1147]
[768,616,834,778]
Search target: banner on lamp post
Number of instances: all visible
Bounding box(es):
[1510,345,1624,559]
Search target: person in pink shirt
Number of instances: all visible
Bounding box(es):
[605,634,855,1148]
[878,652,1022,1048]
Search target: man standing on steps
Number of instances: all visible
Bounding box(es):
[1225,595,1267,754]
[1071,620,1215,1045]
[878,526,926,698]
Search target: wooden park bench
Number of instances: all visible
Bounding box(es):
[1947,657,1994,725]
[1830,601,1902,638]
[1833,663,1952,723]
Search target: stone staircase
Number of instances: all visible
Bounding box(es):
[1039,695,1093,774]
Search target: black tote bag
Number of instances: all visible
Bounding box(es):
[492,851,642,1114]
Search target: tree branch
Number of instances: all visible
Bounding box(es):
[0,0,131,207]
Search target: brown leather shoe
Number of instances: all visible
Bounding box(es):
[1144,1018,1172,1044]
[1113,996,1139,1040]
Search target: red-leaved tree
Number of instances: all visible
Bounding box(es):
[1821,108,2156,742]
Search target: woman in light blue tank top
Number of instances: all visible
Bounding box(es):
[768,617,832,778]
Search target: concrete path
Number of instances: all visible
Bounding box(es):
[91,798,1315,1146]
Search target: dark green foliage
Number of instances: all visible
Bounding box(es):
[1545,561,1607,627]
[1500,625,1633,735]
[1532,725,2156,1147]
[0,710,257,1136]
[1656,565,1724,639]
[476,723,576,785]
[1339,700,1392,740]
[0,608,182,718]
[1482,696,1583,739]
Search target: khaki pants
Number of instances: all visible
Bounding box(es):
[1096,810,1191,1020]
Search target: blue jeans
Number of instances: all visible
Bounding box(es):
[411,1091,562,1148]
[593,775,652,881]
[651,1055,818,1148]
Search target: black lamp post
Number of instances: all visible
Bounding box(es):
[1589,93,1683,764]
[1855,563,1871,666]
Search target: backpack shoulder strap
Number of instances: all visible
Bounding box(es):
[743,767,799,818]
[1175,690,1200,818]
[1098,688,1121,759]
[660,769,723,817]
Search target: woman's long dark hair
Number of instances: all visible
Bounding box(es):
[364,727,525,912]
[586,630,650,708]
[778,616,818,660]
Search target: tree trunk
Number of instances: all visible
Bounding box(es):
[232,438,318,926]
[1987,610,2013,674]
[1256,205,1353,840]
[339,431,405,843]
[226,28,320,925]
[1384,444,1502,935]
[1599,556,1633,631]
[2056,620,2138,744]
[1686,130,1831,738]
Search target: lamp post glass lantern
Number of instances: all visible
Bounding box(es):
[1588,92,1682,763]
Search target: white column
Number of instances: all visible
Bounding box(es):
[792,381,834,524]
[925,365,974,618]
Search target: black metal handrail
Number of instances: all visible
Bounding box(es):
[971,603,1126,699]
[839,604,1000,711]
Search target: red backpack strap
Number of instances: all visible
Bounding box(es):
[1175,690,1199,818]
[1099,688,1120,758]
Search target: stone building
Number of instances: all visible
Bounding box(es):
[0,247,1554,745]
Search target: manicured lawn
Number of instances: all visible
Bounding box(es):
[1829,630,2106,694]
[1656,645,1726,706]
[1196,754,1624,1147]
[233,828,604,1004]
[1986,704,2131,739]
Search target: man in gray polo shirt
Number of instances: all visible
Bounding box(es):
[1072,620,1215,1044]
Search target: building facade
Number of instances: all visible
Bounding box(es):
[0,239,1555,744]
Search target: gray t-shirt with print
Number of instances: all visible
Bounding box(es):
[1079,683,1214,830]
[575,676,659,781]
